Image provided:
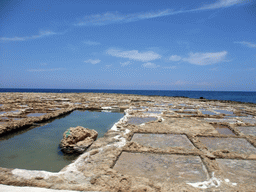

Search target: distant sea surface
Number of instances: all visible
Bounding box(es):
[1,88,256,104]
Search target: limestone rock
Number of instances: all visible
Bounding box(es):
[60,126,98,153]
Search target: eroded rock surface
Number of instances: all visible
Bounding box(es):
[0,92,256,192]
[60,126,98,153]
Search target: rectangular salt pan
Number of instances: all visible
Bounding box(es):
[213,125,235,135]
[127,117,157,125]
[114,152,209,183]
[201,110,216,115]
[239,117,256,124]
[143,111,162,114]
[199,137,256,154]
[217,159,256,185]
[131,134,195,150]
[214,110,233,115]
[236,127,256,136]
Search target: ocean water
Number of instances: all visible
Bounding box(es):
[0,88,256,104]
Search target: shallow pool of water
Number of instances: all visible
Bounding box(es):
[0,110,123,172]
[201,110,216,115]
[214,110,233,115]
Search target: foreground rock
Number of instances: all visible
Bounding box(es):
[60,126,98,153]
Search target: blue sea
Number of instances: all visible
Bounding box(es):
[0,88,256,104]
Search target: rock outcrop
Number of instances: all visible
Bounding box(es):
[60,126,98,153]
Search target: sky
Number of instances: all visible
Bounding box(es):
[0,0,256,91]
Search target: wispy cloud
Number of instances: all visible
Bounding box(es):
[75,0,247,26]
[27,68,65,72]
[84,40,101,45]
[107,49,161,62]
[142,62,160,68]
[182,51,228,65]
[235,41,256,48]
[76,9,174,26]
[120,61,131,66]
[0,31,57,42]
[84,59,101,64]
[198,0,246,10]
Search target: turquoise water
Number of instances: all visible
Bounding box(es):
[0,110,123,172]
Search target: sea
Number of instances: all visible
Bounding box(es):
[0,88,256,104]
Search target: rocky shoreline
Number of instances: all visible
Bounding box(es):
[0,92,256,191]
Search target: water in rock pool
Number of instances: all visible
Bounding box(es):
[0,110,124,172]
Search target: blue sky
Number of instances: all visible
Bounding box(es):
[0,0,255,91]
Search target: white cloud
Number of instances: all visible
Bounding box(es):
[142,62,160,68]
[84,40,101,45]
[199,0,245,10]
[75,0,248,26]
[169,55,182,61]
[107,49,161,62]
[84,59,101,64]
[182,51,228,65]
[235,41,256,48]
[120,61,131,66]
[0,31,56,42]
[27,68,65,72]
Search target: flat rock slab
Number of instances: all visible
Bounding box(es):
[217,159,256,185]
[131,133,195,150]
[236,127,256,136]
[199,137,256,154]
[114,152,209,183]
[142,118,218,134]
